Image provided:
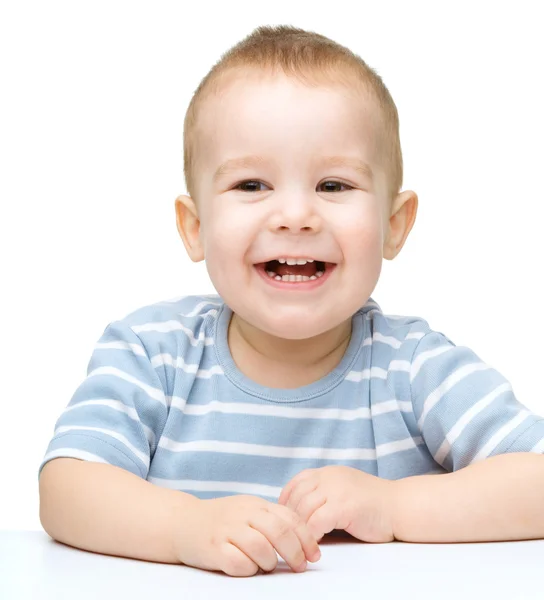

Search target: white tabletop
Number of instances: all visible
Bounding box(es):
[1,530,543,600]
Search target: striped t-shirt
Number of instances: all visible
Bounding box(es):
[39,294,544,501]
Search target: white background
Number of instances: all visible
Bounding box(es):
[1,1,542,531]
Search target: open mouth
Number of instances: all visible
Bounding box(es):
[254,259,336,282]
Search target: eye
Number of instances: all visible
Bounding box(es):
[318,180,353,193]
[233,180,269,192]
[232,180,354,193]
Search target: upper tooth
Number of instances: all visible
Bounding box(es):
[278,257,314,265]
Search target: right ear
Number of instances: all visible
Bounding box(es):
[175,195,205,262]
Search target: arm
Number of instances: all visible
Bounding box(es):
[39,458,199,564]
[392,452,544,542]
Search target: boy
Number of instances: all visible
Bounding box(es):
[38,25,544,577]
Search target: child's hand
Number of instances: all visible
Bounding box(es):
[172,495,321,577]
[278,466,396,543]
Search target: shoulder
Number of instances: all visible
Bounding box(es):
[102,293,225,354]
[362,297,452,355]
[118,293,224,328]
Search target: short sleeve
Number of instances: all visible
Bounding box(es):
[38,320,168,479]
[409,331,544,471]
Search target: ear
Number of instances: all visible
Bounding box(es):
[175,195,205,262]
[383,190,418,260]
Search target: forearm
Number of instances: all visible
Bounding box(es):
[39,458,199,563]
[392,453,544,542]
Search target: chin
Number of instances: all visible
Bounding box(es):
[257,316,336,341]
[267,328,319,341]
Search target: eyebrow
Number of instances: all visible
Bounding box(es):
[318,155,374,182]
[213,155,267,182]
[212,154,374,183]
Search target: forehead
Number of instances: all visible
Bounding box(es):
[195,70,382,168]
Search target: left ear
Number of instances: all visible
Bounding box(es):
[383,190,418,260]
[175,194,205,262]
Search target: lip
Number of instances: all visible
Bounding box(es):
[253,262,337,291]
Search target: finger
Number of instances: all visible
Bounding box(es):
[277,484,291,506]
[272,504,322,561]
[278,469,314,505]
[220,542,261,577]
[286,479,317,514]
[249,510,308,573]
[295,489,327,523]
[278,479,298,506]
[228,527,279,574]
[307,501,337,540]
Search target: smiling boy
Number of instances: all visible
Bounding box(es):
[178,66,396,389]
[39,25,544,577]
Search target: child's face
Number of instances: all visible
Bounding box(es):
[180,72,394,341]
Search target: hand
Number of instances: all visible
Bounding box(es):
[172,495,322,577]
[278,466,396,543]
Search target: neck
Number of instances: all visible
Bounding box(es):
[228,312,353,370]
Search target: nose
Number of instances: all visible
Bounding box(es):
[267,192,323,234]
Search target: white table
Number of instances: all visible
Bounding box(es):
[1,530,543,599]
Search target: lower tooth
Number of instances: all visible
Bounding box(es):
[315,271,324,278]
[279,274,312,282]
[266,272,314,282]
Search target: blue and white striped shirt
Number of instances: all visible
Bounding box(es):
[39,294,544,500]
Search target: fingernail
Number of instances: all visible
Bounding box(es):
[296,560,308,572]
[311,549,321,561]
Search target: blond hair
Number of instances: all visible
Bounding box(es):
[183,25,403,204]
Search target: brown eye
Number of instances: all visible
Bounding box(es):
[319,181,353,192]
[234,180,268,192]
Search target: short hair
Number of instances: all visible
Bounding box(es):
[183,25,403,204]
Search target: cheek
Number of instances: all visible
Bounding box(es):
[201,208,252,268]
[337,205,384,254]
